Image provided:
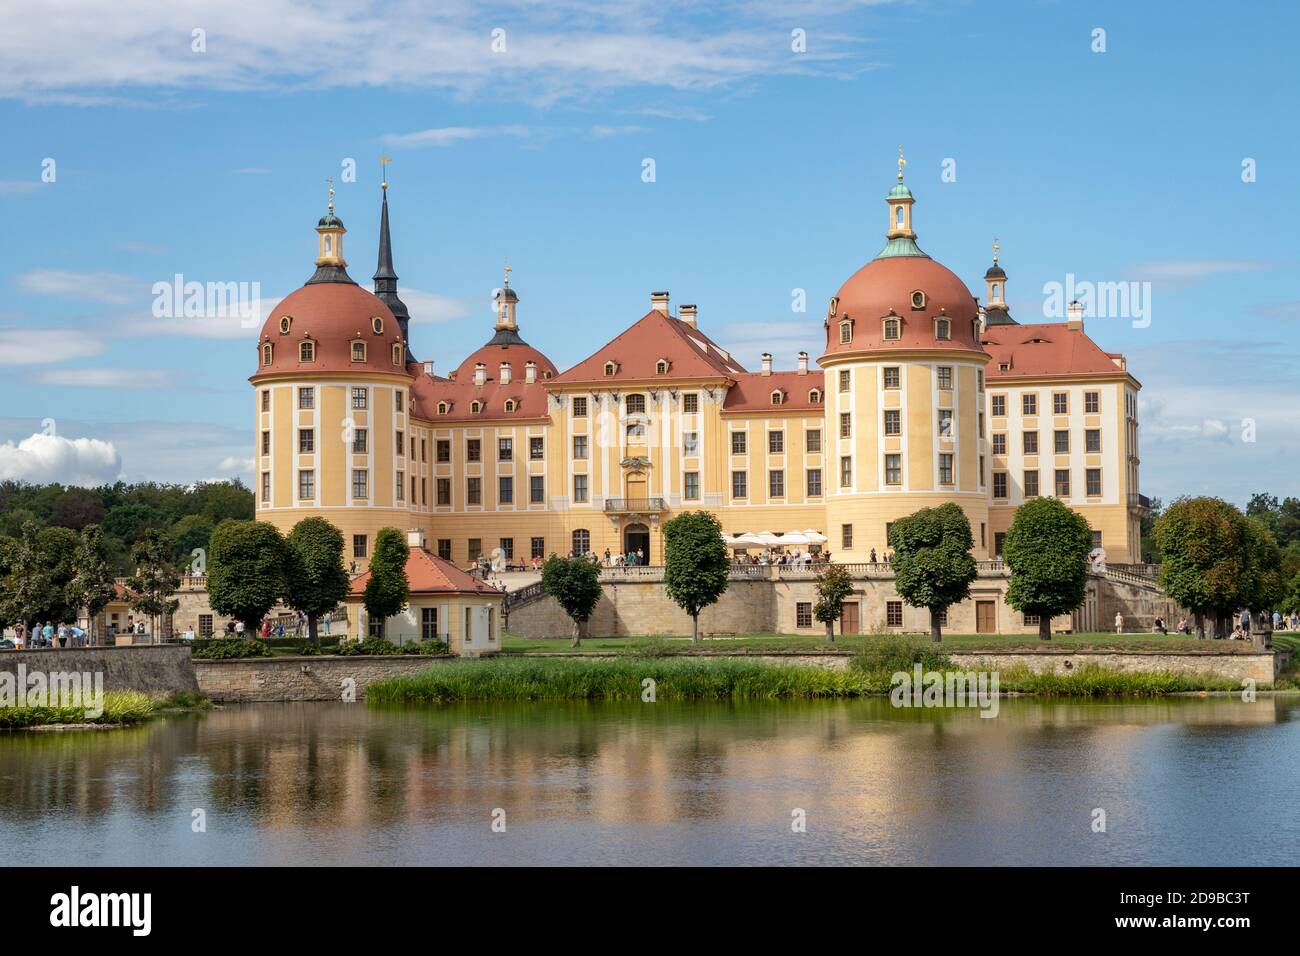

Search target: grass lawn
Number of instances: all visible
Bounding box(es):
[501,631,1263,655]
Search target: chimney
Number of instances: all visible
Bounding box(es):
[499,362,512,385]
[422,359,435,377]
[1067,300,1084,331]
[797,351,808,375]
[650,291,670,314]
[679,303,698,328]
[474,362,486,386]
[406,528,426,549]
[525,361,537,384]
[761,352,773,376]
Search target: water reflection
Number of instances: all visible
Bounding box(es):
[1,697,1296,865]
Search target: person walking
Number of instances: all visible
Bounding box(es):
[1114,612,1124,634]
[1240,608,1251,636]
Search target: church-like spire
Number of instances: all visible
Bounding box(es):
[372,158,414,361]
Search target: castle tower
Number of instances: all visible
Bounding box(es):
[373,164,415,361]
[982,238,1017,326]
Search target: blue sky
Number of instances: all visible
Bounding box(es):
[1,0,1297,505]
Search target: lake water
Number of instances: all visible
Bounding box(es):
[2,698,1298,866]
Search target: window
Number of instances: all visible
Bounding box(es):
[884,410,901,436]
[939,453,954,484]
[437,539,452,560]
[262,342,273,365]
[1053,392,1068,415]
[731,432,747,455]
[529,437,544,460]
[603,362,617,377]
[993,472,1008,498]
[499,538,514,560]
[684,472,700,500]
[467,438,481,462]
[260,471,271,502]
[420,607,438,643]
[352,429,368,454]
[683,431,699,455]
[992,433,1006,455]
[1091,530,1103,550]
[884,366,900,389]
[839,412,852,438]
[1054,430,1069,453]
[842,524,853,549]
[911,290,926,309]
[991,394,1006,417]
[885,454,901,485]
[683,393,699,414]
[573,474,588,503]
[1023,469,1039,497]
[371,316,384,334]
[437,478,451,506]
[979,455,985,485]
[938,409,953,439]
[498,476,514,505]
[770,390,784,406]
[395,430,404,456]
[436,439,451,462]
[1055,469,1071,497]
[882,318,900,340]
[294,429,313,454]
[353,534,368,559]
[467,539,482,561]
[572,530,590,555]
[198,614,214,637]
[806,429,821,453]
[769,469,785,498]
[351,341,366,362]
[1084,391,1100,414]
[807,468,822,497]
[573,396,588,417]
[392,344,403,365]
[655,359,669,375]
[768,431,784,454]
[437,402,449,416]
[732,470,748,498]
[626,394,646,414]
[935,318,950,340]
[809,388,822,404]
[530,475,545,504]
[1023,430,1039,455]
[498,437,513,461]
[396,390,404,412]
[1086,468,1102,496]
[351,387,368,410]
[994,532,1006,558]
[886,601,903,627]
[1085,429,1101,453]
[573,435,588,459]
[299,340,315,362]
[352,469,368,498]
[396,471,405,501]
[261,430,270,455]
[839,370,851,390]
[841,455,854,487]
[421,477,427,505]
[977,370,984,392]
[1022,393,1037,416]
[840,320,853,344]
[470,401,482,415]
[467,477,482,505]
[298,469,315,499]
[937,366,953,390]
[796,603,813,628]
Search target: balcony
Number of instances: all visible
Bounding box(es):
[1128,493,1151,512]
[603,497,666,513]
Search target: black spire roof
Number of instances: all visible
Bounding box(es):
[373,187,414,362]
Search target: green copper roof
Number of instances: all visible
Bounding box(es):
[888,183,914,200]
[875,236,928,259]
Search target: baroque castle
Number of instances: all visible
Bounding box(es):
[251,165,1144,579]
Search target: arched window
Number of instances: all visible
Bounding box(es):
[883,318,901,340]
[911,290,926,310]
[437,402,449,415]
[371,316,384,334]
[261,342,273,365]
[351,341,366,362]
[839,320,852,344]
[771,390,784,406]
[809,388,822,404]
[279,315,292,334]
[896,206,905,227]
[391,343,402,365]
[828,296,839,317]
[626,393,646,414]
[504,399,517,413]
[655,359,669,375]
[299,340,315,362]
[470,400,483,414]
[935,318,951,341]
[992,283,1000,298]
[572,529,591,555]
[604,361,617,377]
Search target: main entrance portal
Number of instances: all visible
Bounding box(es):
[624,523,650,563]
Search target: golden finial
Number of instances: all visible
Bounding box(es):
[380,155,392,191]
[503,259,512,288]
[326,176,335,213]
[897,145,906,183]
[993,236,1000,264]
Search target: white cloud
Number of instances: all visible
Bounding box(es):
[1125,260,1276,289]
[0,180,41,195]
[15,268,143,304]
[34,368,175,388]
[0,433,122,486]
[381,124,648,148]
[217,456,254,473]
[403,288,472,324]
[0,329,106,365]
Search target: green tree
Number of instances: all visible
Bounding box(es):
[663,510,730,643]
[1155,497,1246,638]
[68,525,116,644]
[284,517,350,648]
[1139,496,1163,563]
[363,527,410,641]
[50,488,106,531]
[1004,497,1092,641]
[890,503,978,642]
[1279,570,1300,616]
[208,519,288,634]
[1238,517,1284,631]
[125,528,181,642]
[541,555,603,647]
[812,563,854,642]
[170,513,215,570]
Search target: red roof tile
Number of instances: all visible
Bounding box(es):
[348,547,501,597]
[723,370,826,413]
[982,323,1133,380]
[553,310,746,384]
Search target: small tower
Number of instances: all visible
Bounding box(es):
[491,263,522,342]
[373,158,415,360]
[878,146,926,258]
[307,178,355,285]
[983,238,1017,326]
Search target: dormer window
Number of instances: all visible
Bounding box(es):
[504,399,517,413]
[371,316,384,334]
[999,362,1011,372]
[299,340,315,362]
[809,388,822,404]
[839,320,853,344]
[437,402,449,415]
[771,390,784,406]
[279,315,292,334]
[935,318,951,341]
[391,344,402,365]
[604,361,617,377]
[883,318,901,340]
[911,290,926,310]
[351,341,366,362]
[470,400,483,414]
[261,342,273,365]
[655,359,670,375]
[828,296,839,317]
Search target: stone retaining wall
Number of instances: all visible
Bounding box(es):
[0,645,198,695]
[194,655,442,703]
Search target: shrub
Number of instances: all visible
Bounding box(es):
[850,635,952,676]
[335,636,404,656]
[191,638,272,659]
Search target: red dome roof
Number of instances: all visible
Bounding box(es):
[824,255,984,358]
[453,340,557,382]
[254,282,409,376]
